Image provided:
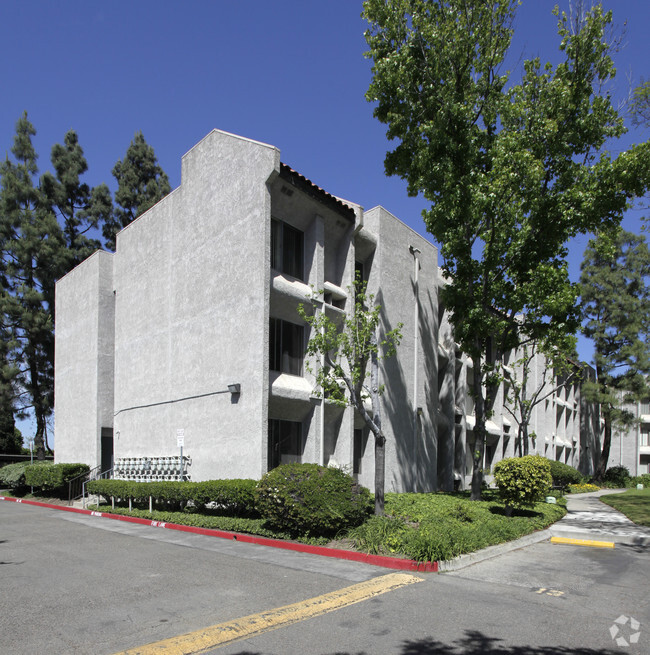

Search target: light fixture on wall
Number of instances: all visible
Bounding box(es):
[227,383,241,395]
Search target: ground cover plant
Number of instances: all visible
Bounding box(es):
[89,489,566,561]
[599,488,650,527]
[567,483,600,494]
[347,491,566,562]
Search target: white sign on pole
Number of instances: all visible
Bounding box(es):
[176,428,185,448]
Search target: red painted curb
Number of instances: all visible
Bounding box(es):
[0,496,438,572]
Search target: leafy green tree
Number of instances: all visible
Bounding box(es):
[103,132,171,250]
[0,112,65,459]
[363,0,649,498]
[41,130,113,267]
[580,229,650,480]
[630,79,650,128]
[298,283,402,515]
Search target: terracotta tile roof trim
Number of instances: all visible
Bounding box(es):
[279,163,356,222]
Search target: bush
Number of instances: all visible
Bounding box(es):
[0,461,33,489]
[603,466,631,488]
[87,478,258,515]
[548,461,583,488]
[255,463,372,537]
[629,474,650,489]
[24,462,90,493]
[494,455,552,514]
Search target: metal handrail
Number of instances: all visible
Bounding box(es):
[67,465,100,504]
[81,467,113,508]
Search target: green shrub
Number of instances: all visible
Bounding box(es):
[548,461,583,488]
[87,478,259,515]
[0,461,34,489]
[255,463,372,537]
[494,455,552,513]
[603,466,631,487]
[24,462,90,492]
[629,474,650,488]
[193,479,258,516]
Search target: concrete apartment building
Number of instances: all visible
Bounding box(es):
[54,129,597,491]
[608,399,650,476]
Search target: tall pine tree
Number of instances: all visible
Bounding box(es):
[580,230,650,479]
[0,112,65,459]
[103,132,170,250]
[41,130,113,267]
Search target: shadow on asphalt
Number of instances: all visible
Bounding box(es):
[226,630,622,654]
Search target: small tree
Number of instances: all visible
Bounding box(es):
[502,339,579,457]
[298,282,402,516]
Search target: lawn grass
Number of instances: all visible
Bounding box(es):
[599,488,650,527]
[91,489,566,562]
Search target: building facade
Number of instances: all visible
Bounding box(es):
[54,129,598,491]
[607,399,650,476]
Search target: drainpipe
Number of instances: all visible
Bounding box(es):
[409,245,421,489]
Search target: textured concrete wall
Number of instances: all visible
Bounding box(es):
[362,206,439,493]
[55,251,115,467]
[112,130,280,481]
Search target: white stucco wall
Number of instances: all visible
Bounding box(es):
[111,130,280,481]
[54,250,115,467]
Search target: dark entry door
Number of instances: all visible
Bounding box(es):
[100,428,114,474]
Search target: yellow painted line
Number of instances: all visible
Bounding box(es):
[113,572,423,655]
[551,536,614,549]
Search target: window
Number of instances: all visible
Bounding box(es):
[640,400,650,415]
[353,428,367,475]
[270,318,304,376]
[271,218,304,280]
[640,426,649,447]
[268,419,304,470]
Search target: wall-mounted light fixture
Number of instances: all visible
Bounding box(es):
[227,383,241,395]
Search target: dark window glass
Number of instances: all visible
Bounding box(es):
[268,419,304,470]
[353,428,366,475]
[270,318,304,376]
[271,218,304,280]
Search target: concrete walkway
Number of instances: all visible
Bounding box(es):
[549,489,650,546]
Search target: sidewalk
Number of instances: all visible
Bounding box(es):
[549,489,650,546]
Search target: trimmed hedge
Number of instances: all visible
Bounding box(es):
[494,455,552,513]
[255,463,372,537]
[87,478,258,516]
[548,461,583,488]
[24,462,89,492]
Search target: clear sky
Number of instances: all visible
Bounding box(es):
[2,1,648,443]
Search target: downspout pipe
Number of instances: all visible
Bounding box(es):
[409,245,421,489]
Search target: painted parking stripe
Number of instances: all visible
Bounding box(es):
[550,536,615,549]
[113,572,423,654]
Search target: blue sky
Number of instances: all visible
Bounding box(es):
[2,1,648,443]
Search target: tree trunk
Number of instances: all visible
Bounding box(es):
[470,352,485,501]
[522,422,530,456]
[374,432,385,516]
[370,332,385,515]
[594,409,612,481]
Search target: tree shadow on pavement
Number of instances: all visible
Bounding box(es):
[227,629,622,655]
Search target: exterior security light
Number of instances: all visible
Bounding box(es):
[228,383,241,394]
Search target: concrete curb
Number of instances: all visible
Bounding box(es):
[437,529,554,572]
[0,496,439,572]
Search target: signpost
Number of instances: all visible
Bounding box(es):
[176,429,184,481]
